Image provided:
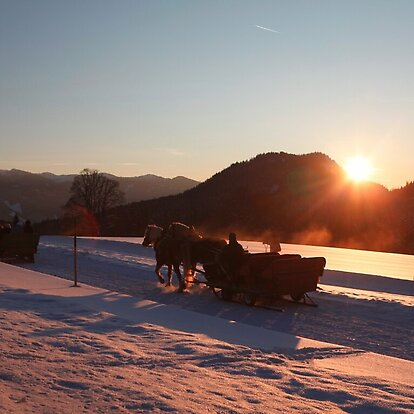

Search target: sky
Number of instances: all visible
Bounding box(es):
[1,0,413,189]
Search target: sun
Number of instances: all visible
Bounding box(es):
[345,156,373,182]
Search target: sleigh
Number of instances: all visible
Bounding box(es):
[199,252,326,307]
[0,233,40,263]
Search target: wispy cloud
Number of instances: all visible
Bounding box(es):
[255,25,280,34]
[164,148,187,157]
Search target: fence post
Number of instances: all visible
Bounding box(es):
[72,217,79,287]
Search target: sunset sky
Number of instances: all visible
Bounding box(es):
[1,0,413,189]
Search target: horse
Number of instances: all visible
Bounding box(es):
[160,223,228,285]
[142,222,227,292]
[164,222,202,282]
[142,224,184,288]
[142,224,162,249]
[165,222,200,242]
[189,237,227,265]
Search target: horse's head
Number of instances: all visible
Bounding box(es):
[142,224,163,247]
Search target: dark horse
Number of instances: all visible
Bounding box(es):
[142,223,227,292]
[142,224,184,289]
[189,238,227,267]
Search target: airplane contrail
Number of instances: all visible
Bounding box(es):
[255,25,280,34]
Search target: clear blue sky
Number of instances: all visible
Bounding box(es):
[1,0,413,188]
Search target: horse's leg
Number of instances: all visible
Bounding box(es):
[155,262,165,284]
[173,263,185,293]
[165,265,173,287]
[191,262,198,281]
[180,242,193,290]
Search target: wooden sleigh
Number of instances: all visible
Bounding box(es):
[0,233,40,263]
[197,252,326,307]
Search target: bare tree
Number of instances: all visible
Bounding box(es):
[67,169,124,217]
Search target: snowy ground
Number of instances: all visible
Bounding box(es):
[0,236,413,413]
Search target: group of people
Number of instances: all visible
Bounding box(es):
[0,215,33,236]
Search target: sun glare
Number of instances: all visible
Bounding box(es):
[345,156,373,182]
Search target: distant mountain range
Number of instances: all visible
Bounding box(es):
[0,169,199,222]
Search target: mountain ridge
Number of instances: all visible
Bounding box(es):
[0,169,199,222]
[97,152,413,254]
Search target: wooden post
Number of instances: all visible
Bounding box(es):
[73,234,78,286]
[72,217,79,287]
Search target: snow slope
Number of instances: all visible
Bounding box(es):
[22,237,414,359]
[0,236,413,413]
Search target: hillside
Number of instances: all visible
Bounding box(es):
[97,152,413,254]
[0,169,198,222]
[33,152,414,254]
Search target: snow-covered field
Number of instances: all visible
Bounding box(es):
[0,236,413,413]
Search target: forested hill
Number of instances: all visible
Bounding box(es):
[100,152,413,255]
